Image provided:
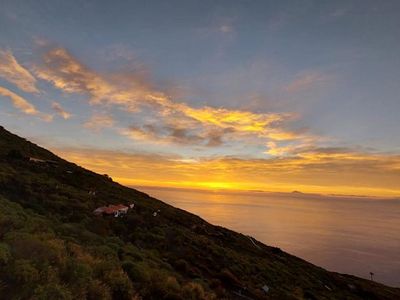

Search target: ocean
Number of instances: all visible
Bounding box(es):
[137,186,400,287]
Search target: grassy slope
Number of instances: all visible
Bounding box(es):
[0,126,399,300]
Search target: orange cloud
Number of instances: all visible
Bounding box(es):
[34,46,309,151]
[0,86,52,121]
[0,49,39,93]
[51,102,71,119]
[84,113,114,131]
[34,47,162,110]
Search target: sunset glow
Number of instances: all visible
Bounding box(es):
[1,1,400,197]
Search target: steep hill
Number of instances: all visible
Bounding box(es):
[0,125,399,300]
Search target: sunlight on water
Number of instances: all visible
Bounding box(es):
[138,187,400,287]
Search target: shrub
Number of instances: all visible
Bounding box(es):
[12,259,39,283]
[182,282,206,300]
[87,279,112,300]
[174,259,190,273]
[103,269,135,300]
[0,242,11,264]
[63,259,92,286]
[124,261,152,284]
[167,276,181,289]
[143,274,183,300]
[219,269,241,287]
[7,149,24,160]
[122,261,139,281]
[33,283,72,300]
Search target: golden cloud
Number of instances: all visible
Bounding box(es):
[0,49,39,93]
[51,102,71,119]
[34,46,309,151]
[84,113,115,131]
[0,86,52,121]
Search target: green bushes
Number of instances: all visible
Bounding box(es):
[33,283,72,300]
[122,261,142,282]
[63,259,92,286]
[103,269,135,300]
[12,259,40,283]
[182,282,206,300]
[87,279,112,300]
[0,242,10,264]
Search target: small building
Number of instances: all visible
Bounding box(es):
[93,204,129,217]
[29,157,58,166]
[29,157,46,163]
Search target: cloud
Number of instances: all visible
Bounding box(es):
[219,24,233,33]
[122,123,233,147]
[0,86,52,121]
[98,44,137,62]
[0,86,37,114]
[53,146,400,197]
[122,124,203,145]
[33,47,160,111]
[34,46,309,151]
[177,105,288,134]
[51,102,71,119]
[0,49,39,93]
[284,71,329,93]
[265,141,295,156]
[84,113,114,131]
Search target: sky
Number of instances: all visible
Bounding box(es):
[1,0,400,196]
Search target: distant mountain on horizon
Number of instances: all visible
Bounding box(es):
[0,125,399,299]
[134,184,400,201]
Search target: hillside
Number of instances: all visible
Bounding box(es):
[0,126,399,300]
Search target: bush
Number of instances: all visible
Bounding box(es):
[33,283,72,300]
[63,259,92,286]
[165,276,181,292]
[103,269,135,300]
[7,149,24,160]
[122,261,150,283]
[144,274,183,300]
[12,259,39,283]
[0,242,11,264]
[174,259,190,273]
[87,279,112,300]
[219,269,241,287]
[182,282,206,300]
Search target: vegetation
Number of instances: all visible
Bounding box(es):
[0,125,399,299]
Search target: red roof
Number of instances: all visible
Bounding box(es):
[101,204,128,214]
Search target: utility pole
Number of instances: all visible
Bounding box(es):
[370,272,374,281]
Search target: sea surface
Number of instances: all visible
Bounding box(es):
[137,186,400,287]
